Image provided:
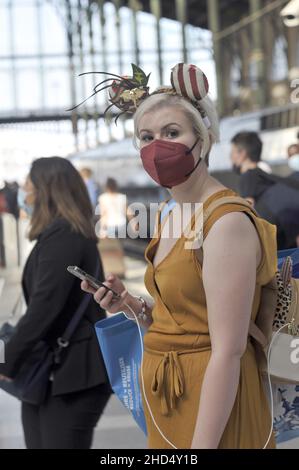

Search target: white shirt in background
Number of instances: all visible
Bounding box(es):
[98,192,127,237]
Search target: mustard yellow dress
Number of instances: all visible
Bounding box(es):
[142,188,277,449]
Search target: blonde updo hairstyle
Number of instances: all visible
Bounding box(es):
[133,91,220,167]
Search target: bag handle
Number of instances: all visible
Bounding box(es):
[10,292,23,318]
[248,321,268,349]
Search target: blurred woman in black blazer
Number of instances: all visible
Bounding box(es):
[0,157,111,449]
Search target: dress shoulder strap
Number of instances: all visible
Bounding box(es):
[203,196,258,224]
[184,194,257,242]
[203,196,258,240]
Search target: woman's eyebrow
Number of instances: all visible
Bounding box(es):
[140,123,182,133]
[162,123,182,130]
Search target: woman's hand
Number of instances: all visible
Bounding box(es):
[81,273,130,314]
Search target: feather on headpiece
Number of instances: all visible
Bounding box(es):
[68,62,211,128]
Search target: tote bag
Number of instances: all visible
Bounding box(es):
[95,313,147,435]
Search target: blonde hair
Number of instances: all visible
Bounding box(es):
[133,93,220,167]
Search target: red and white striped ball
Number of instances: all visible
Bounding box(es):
[170,63,209,102]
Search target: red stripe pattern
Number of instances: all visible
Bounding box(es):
[171,63,209,102]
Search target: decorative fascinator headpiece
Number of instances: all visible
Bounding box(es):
[68,62,211,128]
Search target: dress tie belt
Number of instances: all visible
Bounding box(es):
[145,345,211,416]
[151,350,184,416]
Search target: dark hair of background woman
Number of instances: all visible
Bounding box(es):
[28,156,96,241]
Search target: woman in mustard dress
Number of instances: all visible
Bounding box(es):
[81,63,277,449]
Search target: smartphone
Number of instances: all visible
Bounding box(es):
[67,266,120,299]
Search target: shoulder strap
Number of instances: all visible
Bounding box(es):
[185,195,258,242]
[203,196,258,226]
[55,260,101,351]
[190,195,274,349]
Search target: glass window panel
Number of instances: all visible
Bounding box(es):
[139,52,159,88]
[80,14,92,56]
[44,69,70,108]
[16,68,40,109]
[0,5,10,56]
[43,56,69,69]
[0,59,13,72]
[104,2,118,53]
[119,7,133,53]
[14,3,38,55]
[41,2,67,55]
[14,58,40,70]
[0,70,13,111]
[160,18,182,53]
[137,11,156,51]
[272,37,288,81]
[91,4,101,53]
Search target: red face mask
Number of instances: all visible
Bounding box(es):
[140,138,201,188]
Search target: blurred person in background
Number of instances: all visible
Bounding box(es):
[0,180,19,267]
[80,167,101,210]
[231,132,299,249]
[1,181,19,219]
[230,132,272,206]
[18,178,34,219]
[97,177,130,279]
[0,180,8,214]
[287,143,299,181]
[98,177,127,239]
[0,157,111,449]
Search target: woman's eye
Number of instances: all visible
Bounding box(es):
[141,135,153,142]
[166,129,179,138]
